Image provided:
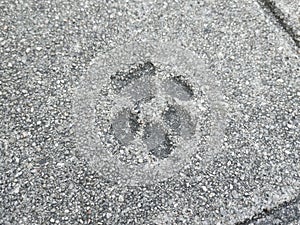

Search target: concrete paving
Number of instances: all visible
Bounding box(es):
[257,0,300,47]
[273,0,300,27]
[271,0,300,44]
[0,0,299,224]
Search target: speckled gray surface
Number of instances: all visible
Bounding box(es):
[0,0,299,224]
[272,0,300,43]
[256,0,299,48]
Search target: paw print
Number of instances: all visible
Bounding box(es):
[109,62,196,163]
[73,41,225,185]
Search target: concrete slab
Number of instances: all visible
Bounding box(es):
[0,0,299,224]
[257,0,300,47]
[272,0,300,44]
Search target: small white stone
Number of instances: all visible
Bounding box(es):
[15,171,23,178]
[209,193,215,198]
[12,185,20,194]
[36,46,42,51]
[118,195,124,202]
[138,158,143,163]
[217,52,224,59]
[277,78,284,83]
[57,162,64,167]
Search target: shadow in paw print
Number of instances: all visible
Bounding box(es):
[163,76,194,101]
[143,123,173,159]
[111,109,140,146]
[163,105,195,138]
[110,61,156,92]
[128,105,141,135]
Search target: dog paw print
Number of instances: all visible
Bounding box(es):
[73,41,225,185]
[108,62,197,164]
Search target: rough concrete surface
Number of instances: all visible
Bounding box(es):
[0,0,299,224]
[271,0,300,44]
[256,0,300,47]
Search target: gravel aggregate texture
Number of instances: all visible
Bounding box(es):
[0,0,299,224]
[257,0,300,47]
